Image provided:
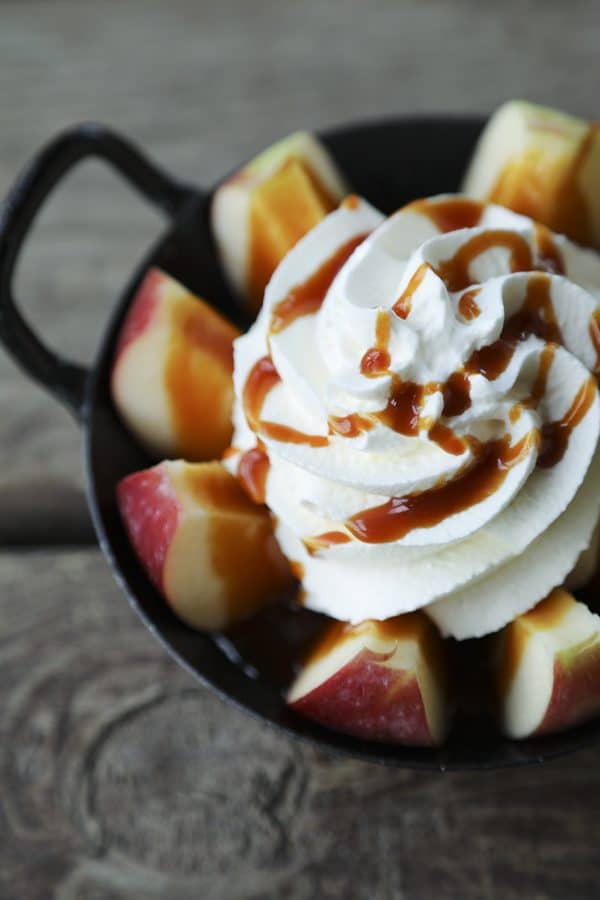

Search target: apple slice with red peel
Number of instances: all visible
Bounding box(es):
[211,132,349,313]
[287,614,451,746]
[463,100,600,248]
[111,268,240,461]
[496,588,600,739]
[118,460,292,631]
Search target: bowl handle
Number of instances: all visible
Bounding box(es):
[0,123,197,423]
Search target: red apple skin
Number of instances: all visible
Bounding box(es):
[111,268,240,462]
[291,648,432,746]
[114,268,162,357]
[536,644,600,736]
[117,460,292,630]
[117,463,180,593]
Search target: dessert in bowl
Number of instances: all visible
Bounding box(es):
[3,103,600,766]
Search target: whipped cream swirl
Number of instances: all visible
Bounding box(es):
[226,195,600,639]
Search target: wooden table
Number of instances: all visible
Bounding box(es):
[2,2,600,897]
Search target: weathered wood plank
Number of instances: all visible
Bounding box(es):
[3,0,600,537]
[2,547,600,900]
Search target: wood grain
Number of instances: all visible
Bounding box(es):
[2,548,600,900]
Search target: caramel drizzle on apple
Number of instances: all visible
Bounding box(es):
[490,123,598,249]
[247,158,339,313]
[164,288,239,461]
[270,231,370,334]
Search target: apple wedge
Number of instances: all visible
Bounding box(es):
[496,588,600,739]
[211,131,349,313]
[287,614,451,746]
[118,460,292,630]
[463,100,600,248]
[111,268,240,461]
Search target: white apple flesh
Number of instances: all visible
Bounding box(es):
[496,588,600,739]
[211,131,349,312]
[287,614,451,746]
[111,268,240,461]
[463,100,600,249]
[118,460,292,631]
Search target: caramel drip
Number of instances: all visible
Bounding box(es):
[502,273,561,344]
[442,371,471,417]
[538,378,597,469]
[238,442,270,504]
[458,288,482,321]
[524,343,556,410]
[465,339,515,381]
[243,356,328,447]
[304,531,351,554]
[329,413,373,438]
[534,223,565,275]
[345,432,534,544]
[428,422,466,456]
[406,196,485,233]
[259,421,329,447]
[392,262,430,319]
[589,308,600,378]
[360,310,392,376]
[243,356,281,431]
[435,230,534,293]
[270,232,369,334]
[377,376,425,436]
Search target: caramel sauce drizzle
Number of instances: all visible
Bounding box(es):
[502,273,561,344]
[435,230,534,293]
[589,308,600,378]
[360,310,392,376]
[345,432,535,544]
[377,376,426,436]
[538,377,597,469]
[406,196,485,233]
[243,355,328,447]
[303,530,352,554]
[328,413,373,438]
[237,441,270,504]
[524,343,556,410]
[428,422,466,456]
[270,232,369,334]
[392,262,430,319]
[458,287,481,321]
[442,371,471,417]
[534,223,565,275]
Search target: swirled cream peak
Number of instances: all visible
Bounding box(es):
[225,194,600,639]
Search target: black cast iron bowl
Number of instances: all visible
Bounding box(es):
[2,115,600,770]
